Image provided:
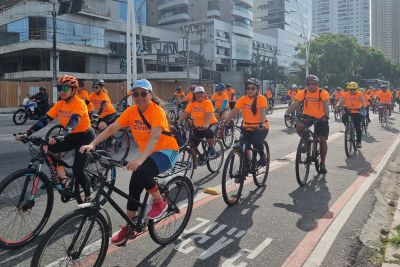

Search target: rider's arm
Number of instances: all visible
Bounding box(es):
[225,108,240,121]
[359,95,366,108]
[221,100,228,111]
[204,112,212,127]
[285,99,300,114]
[178,111,190,122]
[98,101,107,116]
[336,98,344,107]
[90,121,122,147]
[259,108,266,126]
[26,115,54,136]
[322,100,330,118]
[63,114,81,136]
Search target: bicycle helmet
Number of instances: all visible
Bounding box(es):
[176,85,182,90]
[246,78,261,88]
[346,81,358,90]
[359,88,365,93]
[194,86,205,94]
[39,87,46,92]
[291,84,298,89]
[216,83,225,91]
[190,84,197,91]
[305,75,319,84]
[93,79,105,86]
[226,83,232,88]
[380,84,388,89]
[131,79,152,91]
[57,75,79,89]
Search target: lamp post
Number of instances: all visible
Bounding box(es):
[292,0,311,77]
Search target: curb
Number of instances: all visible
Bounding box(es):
[383,197,400,266]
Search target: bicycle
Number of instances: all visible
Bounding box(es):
[222,126,270,206]
[284,109,302,128]
[167,102,186,124]
[295,124,321,186]
[32,152,194,266]
[378,103,390,127]
[361,114,369,134]
[0,135,114,249]
[266,99,274,114]
[116,96,129,112]
[343,109,358,157]
[334,106,343,121]
[216,120,236,148]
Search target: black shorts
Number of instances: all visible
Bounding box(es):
[298,115,329,139]
[191,124,218,147]
[229,102,236,110]
[98,113,117,126]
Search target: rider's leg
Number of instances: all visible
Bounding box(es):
[295,121,306,137]
[352,113,362,143]
[315,120,329,171]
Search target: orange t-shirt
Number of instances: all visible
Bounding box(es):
[235,95,269,128]
[77,89,94,112]
[342,92,364,113]
[47,96,90,134]
[175,91,185,100]
[376,90,393,104]
[211,92,229,110]
[225,88,237,102]
[363,93,371,106]
[287,89,298,100]
[265,90,273,100]
[89,90,116,118]
[369,90,377,99]
[185,100,218,127]
[116,102,178,153]
[332,91,343,101]
[294,88,330,119]
[183,92,194,102]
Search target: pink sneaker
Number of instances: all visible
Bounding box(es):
[147,199,168,220]
[111,225,135,246]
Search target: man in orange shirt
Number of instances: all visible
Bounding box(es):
[89,79,117,130]
[225,83,237,110]
[287,84,298,104]
[376,84,393,116]
[285,75,330,174]
[211,83,229,120]
[77,80,94,117]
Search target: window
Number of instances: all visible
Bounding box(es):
[120,2,127,22]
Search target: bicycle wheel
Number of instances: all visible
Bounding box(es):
[344,127,354,157]
[175,146,194,179]
[334,109,341,121]
[32,208,109,267]
[253,141,270,187]
[103,128,130,162]
[222,149,244,206]
[312,141,321,174]
[284,114,294,128]
[167,110,177,123]
[234,113,240,126]
[0,169,54,249]
[206,139,224,173]
[148,176,194,245]
[222,124,234,148]
[295,139,311,187]
[45,124,75,164]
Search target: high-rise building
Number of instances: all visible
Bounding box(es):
[371,0,400,64]
[312,0,371,46]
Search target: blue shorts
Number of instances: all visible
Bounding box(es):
[149,149,179,173]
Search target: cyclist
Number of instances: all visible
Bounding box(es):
[211,83,229,121]
[285,75,330,174]
[16,75,94,202]
[225,83,237,110]
[288,84,298,105]
[376,85,393,116]
[264,87,274,108]
[224,78,269,166]
[80,79,179,246]
[89,79,117,130]
[30,87,49,116]
[178,86,218,166]
[171,85,186,104]
[336,82,366,148]
[77,80,94,117]
[360,88,371,122]
[180,84,196,105]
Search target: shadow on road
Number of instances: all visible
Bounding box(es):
[273,175,332,232]
[0,235,41,266]
[281,127,297,135]
[337,151,374,177]
[363,133,379,144]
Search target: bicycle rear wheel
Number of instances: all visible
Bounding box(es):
[222,149,245,206]
[344,127,354,157]
[284,115,294,128]
[0,169,54,249]
[167,109,177,123]
[32,208,109,267]
[206,139,224,173]
[148,176,194,245]
[295,139,310,187]
[222,124,234,148]
[102,128,130,162]
[253,141,270,187]
[175,146,194,179]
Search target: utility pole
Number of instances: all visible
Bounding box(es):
[52,1,57,86]
[127,0,137,89]
[186,32,190,91]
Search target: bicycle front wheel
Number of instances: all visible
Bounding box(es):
[206,139,224,173]
[167,110,177,123]
[148,176,194,245]
[295,139,310,187]
[175,146,194,179]
[0,169,54,249]
[253,141,270,187]
[222,124,234,148]
[222,149,244,206]
[32,208,109,267]
[344,127,354,157]
[103,128,130,162]
[284,115,294,128]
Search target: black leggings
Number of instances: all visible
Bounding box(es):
[49,128,95,197]
[342,113,362,142]
[127,158,160,211]
[242,129,268,156]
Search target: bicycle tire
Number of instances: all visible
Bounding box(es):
[334,110,341,121]
[222,149,244,206]
[295,139,310,187]
[222,124,234,148]
[253,141,270,187]
[284,115,294,128]
[167,110,177,123]
[313,141,321,174]
[0,169,54,249]
[206,139,224,173]
[148,176,194,245]
[102,128,130,162]
[32,208,109,267]
[177,146,194,179]
[344,127,353,157]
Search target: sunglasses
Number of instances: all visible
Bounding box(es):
[246,87,257,91]
[92,85,100,89]
[56,84,70,93]
[131,91,149,98]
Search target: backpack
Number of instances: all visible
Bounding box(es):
[138,109,186,147]
[303,88,324,107]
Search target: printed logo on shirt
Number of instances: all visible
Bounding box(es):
[133,119,150,131]
[58,110,72,119]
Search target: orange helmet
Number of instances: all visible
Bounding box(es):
[57,75,79,89]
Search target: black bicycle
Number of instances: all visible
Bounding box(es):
[32,152,194,266]
[378,103,390,128]
[295,125,321,186]
[222,126,270,206]
[216,120,236,148]
[0,135,113,249]
[343,110,359,157]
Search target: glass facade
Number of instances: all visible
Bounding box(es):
[119,0,146,25]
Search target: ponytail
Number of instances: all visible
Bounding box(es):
[251,96,258,116]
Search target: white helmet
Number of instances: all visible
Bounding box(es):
[291,84,298,89]
[194,86,205,94]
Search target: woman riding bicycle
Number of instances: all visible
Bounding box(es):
[80,79,179,246]
[224,78,269,166]
[178,86,218,165]
[15,75,95,202]
[211,83,229,121]
[89,79,117,131]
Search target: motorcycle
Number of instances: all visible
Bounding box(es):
[13,101,47,125]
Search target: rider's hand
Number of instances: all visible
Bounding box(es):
[48,137,57,145]
[127,159,143,171]
[79,144,95,154]
[15,134,25,141]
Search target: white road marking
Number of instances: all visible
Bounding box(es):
[246,238,273,259]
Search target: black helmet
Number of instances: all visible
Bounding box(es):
[78,79,85,88]
[226,83,232,88]
[246,78,261,88]
[305,75,319,85]
[93,79,105,86]
[176,85,182,90]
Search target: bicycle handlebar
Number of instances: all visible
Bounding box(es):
[13,133,64,146]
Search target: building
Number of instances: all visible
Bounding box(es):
[371,0,400,64]
[253,0,312,72]
[312,0,371,46]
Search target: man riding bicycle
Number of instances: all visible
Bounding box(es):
[264,87,274,108]
[171,85,186,104]
[336,82,366,149]
[285,75,330,174]
[360,88,371,122]
[376,85,393,116]
[77,80,94,118]
[287,84,298,105]
[89,79,117,131]
[211,83,229,121]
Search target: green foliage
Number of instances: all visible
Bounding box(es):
[296,33,400,87]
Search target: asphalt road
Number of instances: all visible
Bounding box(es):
[0,107,399,266]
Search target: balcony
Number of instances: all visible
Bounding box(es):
[77,5,111,20]
[236,0,253,8]
[207,10,221,18]
[232,5,253,20]
[158,13,189,25]
[158,0,189,11]
[232,21,253,38]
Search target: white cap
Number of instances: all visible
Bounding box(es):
[194,86,205,94]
